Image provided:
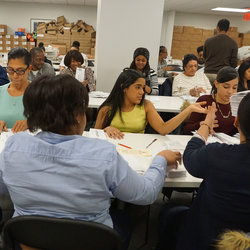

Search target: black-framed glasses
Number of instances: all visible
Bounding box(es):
[6,66,29,76]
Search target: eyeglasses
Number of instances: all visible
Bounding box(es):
[6,66,29,76]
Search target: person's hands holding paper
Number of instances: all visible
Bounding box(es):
[157,150,182,169]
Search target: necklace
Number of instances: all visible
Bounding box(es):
[216,103,231,118]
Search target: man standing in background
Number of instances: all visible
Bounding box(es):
[203,19,238,85]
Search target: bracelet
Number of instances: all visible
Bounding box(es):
[200,122,211,133]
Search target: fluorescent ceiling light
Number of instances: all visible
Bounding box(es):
[212,7,250,13]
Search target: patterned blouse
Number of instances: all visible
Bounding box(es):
[60,67,96,92]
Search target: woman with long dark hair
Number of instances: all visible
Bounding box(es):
[184,66,238,136]
[238,60,250,92]
[130,47,159,95]
[95,68,207,138]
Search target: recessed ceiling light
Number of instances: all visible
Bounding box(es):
[212,7,250,13]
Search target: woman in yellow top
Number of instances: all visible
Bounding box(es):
[95,69,208,139]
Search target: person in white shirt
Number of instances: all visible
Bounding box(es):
[59,41,88,71]
[172,54,211,97]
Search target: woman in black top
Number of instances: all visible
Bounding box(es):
[238,60,250,92]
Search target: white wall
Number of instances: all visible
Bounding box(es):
[174,12,250,33]
[160,11,175,55]
[95,0,164,92]
[0,1,97,34]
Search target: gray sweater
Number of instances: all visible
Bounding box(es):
[28,62,55,82]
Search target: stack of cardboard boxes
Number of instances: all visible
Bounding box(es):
[171,25,247,59]
[0,24,35,53]
[37,16,95,57]
[0,34,35,53]
[240,33,250,46]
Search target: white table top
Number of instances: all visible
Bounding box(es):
[0,130,237,188]
[89,93,184,113]
[86,130,203,188]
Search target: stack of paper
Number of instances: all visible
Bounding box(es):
[89,91,109,98]
[164,139,187,178]
[230,90,250,116]
[213,132,240,145]
[167,163,187,178]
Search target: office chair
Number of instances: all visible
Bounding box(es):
[3,215,122,250]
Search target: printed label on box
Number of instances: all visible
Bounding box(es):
[14,41,18,45]
[6,35,10,38]
[0,41,2,44]
[22,42,27,45]
[0,29,4,32]
[6,47,11,50]
[37,34,44,37]
[14,36,18,39]
[30,42,35,45]
[0,35,2,38]
[22,36,26,40]
[6,41,11,44]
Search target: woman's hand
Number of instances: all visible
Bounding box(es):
[12,120,28,133]
[189,87,206,97]
[157,150,182,169]
[163,66,174,71]
[145,85,151,94]
[203,102,217,134]
[104,126,124,139]
[0,121,7,134]
[82,80,88,87]
[188,101,208,114]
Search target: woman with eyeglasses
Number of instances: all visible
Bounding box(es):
[0,47,30,134]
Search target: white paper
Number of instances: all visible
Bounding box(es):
[75,67,85,82]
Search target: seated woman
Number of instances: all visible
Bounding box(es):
[172,54,211,97]
[130,47,159,95]
[238,60,250,92]
[60,50,95,92]
[157,92,250,250]
[95,68,207,139]
[184,66,238,136]
[0,74,181,249]
[0,47,30,134]
[157,46,174,77]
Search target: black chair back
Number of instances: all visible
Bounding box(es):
[3,215,122,250]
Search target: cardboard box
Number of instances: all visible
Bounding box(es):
[183,26,203,35]
[5,46,12,52]
[52,43,67,55]
[0,25,7,35]
[202,29,214,37]
[27,41,35,51]
[230,27,238,32]
[18,36,27,42]
[13,41,19,47]
[57,16,66,25]
[47,30,57,35]
[174,26,183,33]
[90,47,95,56]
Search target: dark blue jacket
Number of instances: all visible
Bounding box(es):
[0,66,9,86]
[178,137,250,250]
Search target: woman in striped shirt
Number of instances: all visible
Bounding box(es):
[130,47,159,95]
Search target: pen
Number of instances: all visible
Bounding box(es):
[146,138,157,148]
[118,143,132,149]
